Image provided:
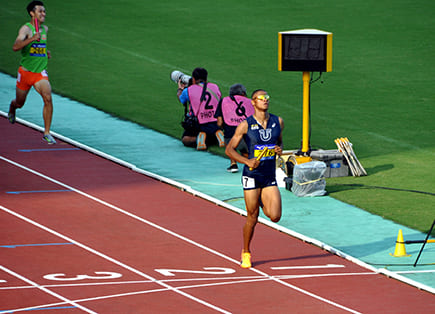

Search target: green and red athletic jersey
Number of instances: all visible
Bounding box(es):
[20,22,48,73]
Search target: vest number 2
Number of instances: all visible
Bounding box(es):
[203,92,213,110]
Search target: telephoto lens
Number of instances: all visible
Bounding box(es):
[170,70,191,85]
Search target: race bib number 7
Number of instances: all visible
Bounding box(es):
[242,176,255,189]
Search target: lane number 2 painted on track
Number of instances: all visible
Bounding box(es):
[155,267,235,277]
[43,271,122,281]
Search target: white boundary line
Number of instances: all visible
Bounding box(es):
[1,111,434,297]
[0,158,362,313]
[271,264,345,270]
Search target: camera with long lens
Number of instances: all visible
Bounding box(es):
[170,70,191,85]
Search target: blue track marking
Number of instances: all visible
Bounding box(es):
[19,148,80,152]
[0,243,74,248]
[26,306,77,311]
[6,190,73,194]
[0,306,77,313]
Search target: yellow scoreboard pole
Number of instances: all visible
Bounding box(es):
[301,71,311,154]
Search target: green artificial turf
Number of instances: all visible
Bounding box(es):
[1,0,434,232]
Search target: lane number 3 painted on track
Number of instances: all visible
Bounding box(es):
[43,271,122,281]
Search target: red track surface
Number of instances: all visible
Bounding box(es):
[1,117,434,313]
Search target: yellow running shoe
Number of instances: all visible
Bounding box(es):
[241,252,252,268]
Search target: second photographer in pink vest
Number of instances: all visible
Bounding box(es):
[215,84,254,172]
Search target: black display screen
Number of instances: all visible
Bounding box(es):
[284,36,325,61]
[280,34,328,72]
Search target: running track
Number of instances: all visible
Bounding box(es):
[1,117,434,313]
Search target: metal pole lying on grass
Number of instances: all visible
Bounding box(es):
[414,219,435,267]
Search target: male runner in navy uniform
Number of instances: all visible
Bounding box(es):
[225,89,284,268]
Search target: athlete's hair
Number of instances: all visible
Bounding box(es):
[251,89,266,99]
[27,1,44,16]
[192,67,208,82]
[229,83,247,97]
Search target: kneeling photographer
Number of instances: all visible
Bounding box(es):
[174,67,225,150]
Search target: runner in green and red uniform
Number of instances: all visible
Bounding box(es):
[8,1,56,144]
[226,89,284,268]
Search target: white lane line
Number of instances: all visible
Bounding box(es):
[394,270,435,274]
[271,264,345,270]
[1,156,363,313]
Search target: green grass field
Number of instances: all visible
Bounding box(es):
[1,0,434,232]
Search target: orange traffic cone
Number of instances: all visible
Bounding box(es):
[390,229,411,257]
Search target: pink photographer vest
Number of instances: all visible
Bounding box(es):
[188,83,221,124]
[221,95,255,126]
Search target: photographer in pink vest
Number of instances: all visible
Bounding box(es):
[177,67,225,150]
[215,84,254,172]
